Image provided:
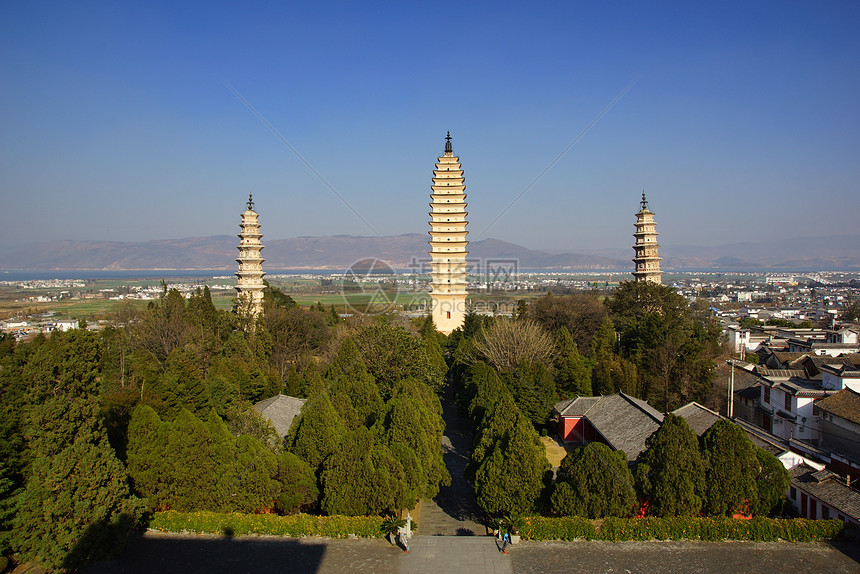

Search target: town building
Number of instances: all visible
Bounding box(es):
[632,192,662,284]
[235,193,266,320]
[428,132,468,334]
[789,463,860,525]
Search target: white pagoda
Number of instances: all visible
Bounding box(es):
[428,132,469,334]
[236,193,265,318]
[632,192,662,284]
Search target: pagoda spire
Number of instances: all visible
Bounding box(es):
[428,132,468,334]
[640,190,648,211]
[247,191,254,211]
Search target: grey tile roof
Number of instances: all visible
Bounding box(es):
[733,419,786,455]
[556,393,664,462]
[790,463,860,520]
[816,388,860,425]
[673,402,724,437]
[553,396,602,417]
[254,394,307,438]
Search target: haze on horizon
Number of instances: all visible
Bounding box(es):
[1,2,858,254]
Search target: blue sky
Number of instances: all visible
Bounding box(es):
[1,1,858,252]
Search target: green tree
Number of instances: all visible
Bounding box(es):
[13,331,141,570]
[607,281,721,410]
[474,412,547,515]
[274,452,319,514]
[700,420,759,516]
[288,390,346,470]
[551,442,636,518]
[754,448,791,516]
[374,393,450,500]
[355,322,445,397]
[321,427,412,516]
[326,338,383,428]
[501,360,557,427]
[126,405,168,503]
[527,292,607,352]
[635,413,705,517]
[554,327,592,398]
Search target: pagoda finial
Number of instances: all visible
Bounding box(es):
[444,131,452,154]
[247,192,254,211]
[640,190,648,211]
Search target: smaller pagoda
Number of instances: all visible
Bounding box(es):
[236,193,265,318]
[632,192,662,284]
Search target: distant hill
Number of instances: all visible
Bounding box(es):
[0,234,627,271]
[0,234,857,271]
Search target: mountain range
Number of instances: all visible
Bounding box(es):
[0,234,857,271]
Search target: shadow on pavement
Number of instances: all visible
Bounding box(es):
[81,533,327,574]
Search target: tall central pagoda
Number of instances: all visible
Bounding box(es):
[236,193,266,319]
[428,132,469,334]
[632,192,662,284]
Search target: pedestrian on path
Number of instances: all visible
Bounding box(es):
[501,531,510,554]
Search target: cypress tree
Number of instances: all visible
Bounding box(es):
[288,390,346,470]
[275,452,318,514]
[474,412,547,515]
[326,338,383,428]
[551,442,635,518]
[635,413,705,517]
[161,409,216,510]
[126,405,168,502]
[374,395,450,499]
[554,327,592,398]
[321,427,410,515]
[754,448,791,516]
[700,420,759,516]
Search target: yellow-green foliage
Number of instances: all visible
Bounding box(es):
[150,511,382,538]
[518,516,844,542]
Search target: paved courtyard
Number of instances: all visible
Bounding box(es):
[81,532,860,574]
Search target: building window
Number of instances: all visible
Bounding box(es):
[790,487,796,500]
[446,311,451,319]
[784,392,791,412]
[764,387,771,404]
[813,402,820,416]
[822,506,829,519]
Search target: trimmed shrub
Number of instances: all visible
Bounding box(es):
[150,511,382,538]
[516,515,844,542]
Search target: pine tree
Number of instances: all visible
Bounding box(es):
[700,420,759,516]
[550,442,635,518]
[635,413,705,517]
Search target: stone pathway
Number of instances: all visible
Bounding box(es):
[418,379,488,536]
[400,536,513,574]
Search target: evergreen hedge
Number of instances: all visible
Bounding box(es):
[150,511,382,538]
[150,512,844,543]
[521,516,844,542]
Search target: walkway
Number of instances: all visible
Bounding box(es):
[400,536,512,574]
[418,378,487,536]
